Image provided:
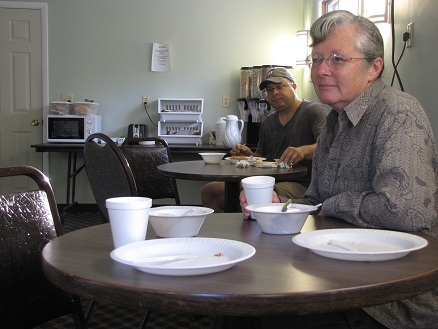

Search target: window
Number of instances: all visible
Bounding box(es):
[322,0,389,23]
[362,0,389,23]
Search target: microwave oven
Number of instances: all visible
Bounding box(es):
[46,115,102,143]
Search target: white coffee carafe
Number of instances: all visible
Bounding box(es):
[215,117,226,146]
[222,115,244,148]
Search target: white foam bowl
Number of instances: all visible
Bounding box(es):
[199,152,226,164]
[149,206,214,238]
[246,203,319,235]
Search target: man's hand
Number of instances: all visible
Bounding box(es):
[278,144,317,165]
[278,146,305,165]
[230,144,254,157]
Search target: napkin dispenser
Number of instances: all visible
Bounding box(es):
[128,124,146,138]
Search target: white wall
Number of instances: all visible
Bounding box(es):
[14,0,437,207]
[391,0,438,140]
[12,0,305,204]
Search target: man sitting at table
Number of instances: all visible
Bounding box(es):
[201,67,328,213]
[236,10,438,329]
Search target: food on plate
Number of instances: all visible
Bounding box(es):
[230,156,248,161]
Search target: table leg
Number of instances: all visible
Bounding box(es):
[66,152,72,205]
[224,181,241,213]
[71,152,78,203]
[61,151,85,221]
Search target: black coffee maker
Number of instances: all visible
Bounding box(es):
[246,118,262,148]
[237,98,271,148]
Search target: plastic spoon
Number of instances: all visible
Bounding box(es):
[281,199,292,212]
[282,201,322,212]
[157,208,195,216]
[181,208,195,216]
[132,254,199,264]
[327,239,358,252]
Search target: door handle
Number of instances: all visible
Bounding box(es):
[31,119,40,126]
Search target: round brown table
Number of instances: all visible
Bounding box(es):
[42,213,438,316]
[157,160,308,212]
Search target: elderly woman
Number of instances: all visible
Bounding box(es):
[235,10,438,329]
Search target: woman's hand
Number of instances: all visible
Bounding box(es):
[240,190,280,219]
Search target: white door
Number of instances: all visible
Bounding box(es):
[0,4,47,193]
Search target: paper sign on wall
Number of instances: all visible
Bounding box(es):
[151,43,170,72]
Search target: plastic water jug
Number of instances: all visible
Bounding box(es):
[215,117,226,146]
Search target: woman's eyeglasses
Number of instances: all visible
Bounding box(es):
[306,53,375,69]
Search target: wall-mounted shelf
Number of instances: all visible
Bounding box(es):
[158,98,203,122]
[158,98,204,145]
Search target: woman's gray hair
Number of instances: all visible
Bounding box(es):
[310,10,384,71]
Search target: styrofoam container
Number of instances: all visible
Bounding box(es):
[246,203,319,234]
[106,197,152,248]
[199,152,226,164]
[149,206,214,238]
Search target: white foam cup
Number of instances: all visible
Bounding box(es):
[106,197,152,248]
[241,176,275,218]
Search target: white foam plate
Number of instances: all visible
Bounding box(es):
[225,156,266,164]
[110,237,256,276]
[292,228,428,261]
[138,141,155,146]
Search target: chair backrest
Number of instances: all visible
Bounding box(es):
[84,133,138,221]
[121,137,181,205]
[0,165,83,328]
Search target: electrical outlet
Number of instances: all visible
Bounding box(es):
[222,96,230,108]
[142,95,150,105]
[61,94,74,102]
[407,22,413,48]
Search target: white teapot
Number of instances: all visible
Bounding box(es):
[222,115,244,148]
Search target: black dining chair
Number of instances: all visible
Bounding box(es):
[0,165,86,329]
[121,137,181,205]
[84,133,138,222]
[83,134,152,328]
